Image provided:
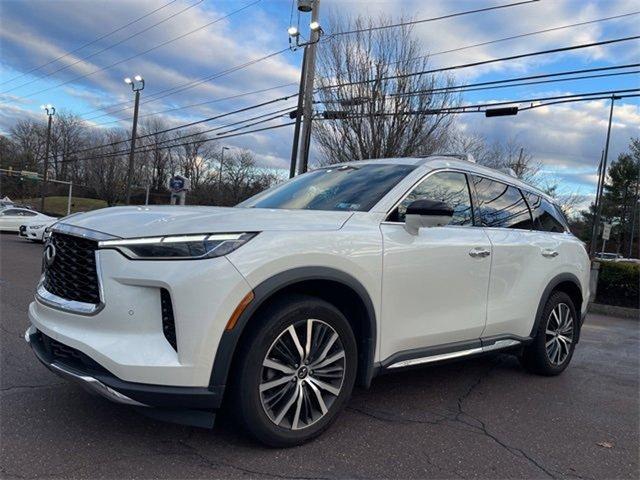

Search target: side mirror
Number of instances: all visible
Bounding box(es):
[404,199,454,235]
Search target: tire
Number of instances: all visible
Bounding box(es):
[232,294,357,447]
[521,291,579,376]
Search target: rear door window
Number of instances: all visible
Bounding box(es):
[523,192,567,233]
[472,176,533,229]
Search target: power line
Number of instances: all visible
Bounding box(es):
[317,35,640,91]
[1,0,205,95]
[383,11,640,70]
[56,88,640,165]
[47,93,299,160]
[89,82,299,126]
[127,104,297,150]
[16,0,261,99]
[325,0,539,37]
[326,89,640,118]
[58,120,297,164]
[385,64,640,98]
[0,0,179,86]
[81,46,290,122]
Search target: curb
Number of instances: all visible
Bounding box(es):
[588,303,639,320]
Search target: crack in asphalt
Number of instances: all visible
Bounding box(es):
[0,383,64,395]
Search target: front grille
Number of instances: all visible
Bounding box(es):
[43,232,101,304]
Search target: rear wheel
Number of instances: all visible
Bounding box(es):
[233,295,357,447]
[521,291,578,376]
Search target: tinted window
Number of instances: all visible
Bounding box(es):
[391,171,473,225]
[523,192,566,233]
[1,209,19,215]
[241,164,415,212]
[472,176,533,229]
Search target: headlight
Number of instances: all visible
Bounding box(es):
[98,233,257,260]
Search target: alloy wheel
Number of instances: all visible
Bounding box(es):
[545,302,574,366]
[259,319,346,430]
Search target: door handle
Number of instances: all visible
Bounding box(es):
[542,249,559,258]
[469,248,491,258]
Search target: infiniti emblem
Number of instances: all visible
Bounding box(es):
[43,242,56,267]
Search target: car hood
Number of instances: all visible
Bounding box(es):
[56,206,354,238]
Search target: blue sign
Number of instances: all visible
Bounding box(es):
[169,177,184,192]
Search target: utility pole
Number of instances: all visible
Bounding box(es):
[590,150,605,252]
[289,49,308,178]
[628,182,639,258]
[218,146,229,204]
[124,75,145,205]
[589,95,618,258]
[39,104,55,213]
[297,0,321,175]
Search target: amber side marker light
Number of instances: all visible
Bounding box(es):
[225,291,255,331]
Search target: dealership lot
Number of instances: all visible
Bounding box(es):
[1,233,638,479]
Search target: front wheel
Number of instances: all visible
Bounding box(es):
[521,291,578,376]
[232,295,357,447]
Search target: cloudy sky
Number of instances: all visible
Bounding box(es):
[1,0,638,206]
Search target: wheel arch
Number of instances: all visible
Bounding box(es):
[209,267,378,391]
[530,273,584,341]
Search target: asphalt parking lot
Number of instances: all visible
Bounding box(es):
[1,233,638,479]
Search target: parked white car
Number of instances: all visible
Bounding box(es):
[26,156,590,446]
[19,219,57,242]
[0,208,55,232]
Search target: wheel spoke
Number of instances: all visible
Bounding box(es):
[306,378,328,415]
[288,325,304,362]
[263,358,295,375]
[308,377,340,396]
[315,332,338,364]
[274,384,300,425]
[305,319,314,360]
[312,350,344,370]
[545,338,555,348]
[551,308,561,327]
[260,375,293,393]
[292,383,305,430]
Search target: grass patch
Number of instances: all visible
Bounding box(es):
[23,197,109,216]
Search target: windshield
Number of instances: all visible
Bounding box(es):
[239,163,415,212]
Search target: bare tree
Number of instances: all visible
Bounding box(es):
[84,130,128,206]
[449,132,542,185]
[313,14,459,165]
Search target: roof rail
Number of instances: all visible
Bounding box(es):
[430,153,476,163]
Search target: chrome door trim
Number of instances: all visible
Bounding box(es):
[386,339,522,369]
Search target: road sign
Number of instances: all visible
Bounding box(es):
[602,223,612,241]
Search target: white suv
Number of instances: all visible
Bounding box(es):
[26,156,589,446]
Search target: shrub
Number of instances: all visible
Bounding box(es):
[596,261,640,309]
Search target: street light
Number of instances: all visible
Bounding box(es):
[287,26,299,37]
[124,74,145,204]
[309,21,322,32]
[39,104,56,212]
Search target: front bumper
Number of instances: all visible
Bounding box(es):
[26,326,224,412]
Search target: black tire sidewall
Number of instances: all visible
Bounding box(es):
[235,295,357,447]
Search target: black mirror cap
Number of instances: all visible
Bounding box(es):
[406,199,454,217]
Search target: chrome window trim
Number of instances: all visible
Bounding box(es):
[383,166,568,234]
